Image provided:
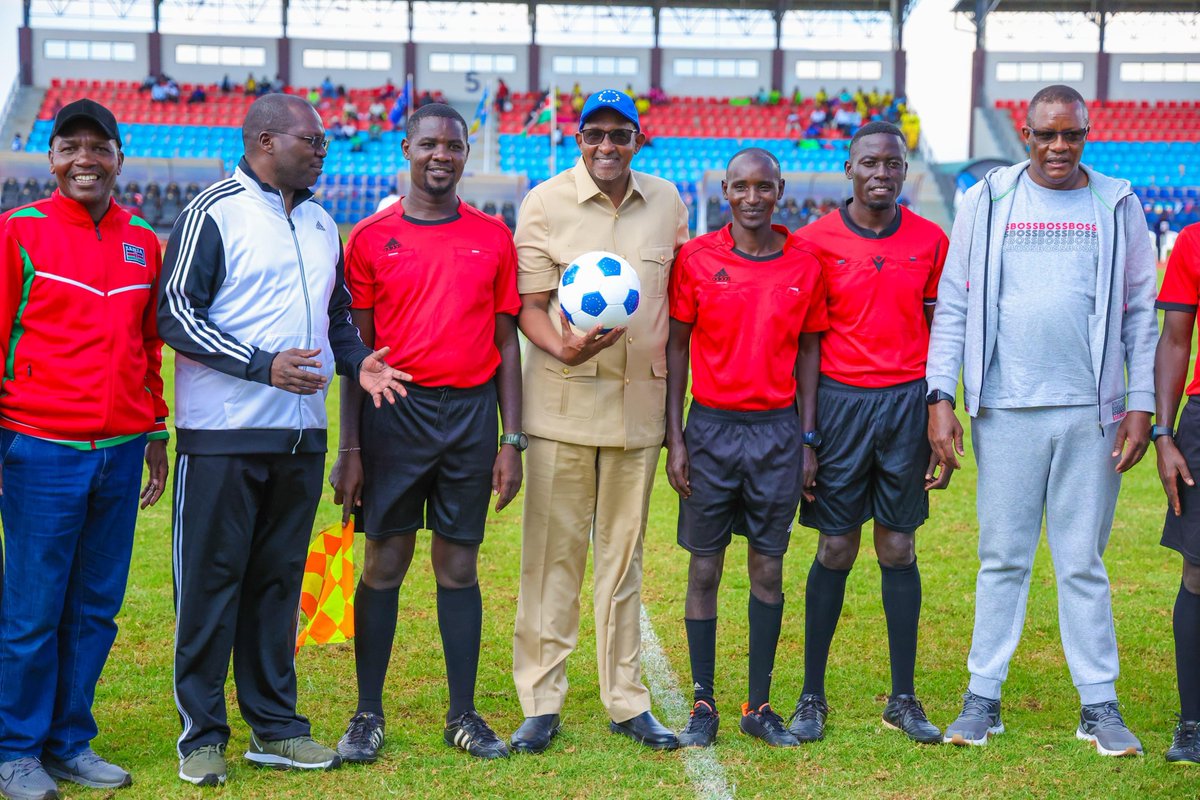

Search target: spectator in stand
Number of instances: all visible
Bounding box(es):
[139,73,156,93]
[838,88,852,104]
[322,76,335,99]
[166,79,181,103]
[785,108,803,137]
[244,73,256,95]
[258,75,272,96]
[833,104,855,136]
[756,87,770,105]
[307,88,320,107]
[811,106,828,128]
[815,87,828,106]
[349,130,365,153]
[382,77,397,100]
[649,86,668,106]
[635,96,650,116]
[150,81,169,103]
[343,98,360,123]
[271,74,285,93]
[432,90,447,104]
[418,90,433,108]
[220,74,233,93]
[368,98,387,122]
[9,133,21,152]
[187,86,207,105]
[368,121,383,142]
[900,109,920,151]
[495,79,511,112]
[792,87,803,105]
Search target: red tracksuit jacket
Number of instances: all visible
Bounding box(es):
[0,191,168,447]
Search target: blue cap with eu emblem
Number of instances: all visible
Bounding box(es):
[578,89,640,130]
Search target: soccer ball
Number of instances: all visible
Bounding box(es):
[558,251,641,332]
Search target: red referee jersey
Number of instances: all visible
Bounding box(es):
[794,201,948,388]
[670,224,828,411]
[1157,223,1200,395]
[344,198,521,388]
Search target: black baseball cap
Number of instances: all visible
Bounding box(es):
[50,99,122,148]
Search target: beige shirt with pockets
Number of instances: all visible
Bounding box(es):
[516,159,690,450]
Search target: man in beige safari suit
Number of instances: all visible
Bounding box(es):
[510,89,689,753]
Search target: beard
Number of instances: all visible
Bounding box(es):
[422,177,454,196]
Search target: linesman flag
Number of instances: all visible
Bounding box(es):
[469,84,489,144]
[296,520,355,651]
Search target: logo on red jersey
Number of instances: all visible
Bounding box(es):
[123,243,146,267]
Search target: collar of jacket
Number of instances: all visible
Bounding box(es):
[50,188,122,229]
[235,155,315,211]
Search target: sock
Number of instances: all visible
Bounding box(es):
[437,582,482,721]
[802,558,850,698]
[685,617,718,706]
[353,581,400,716]
[881,558,921,697]
[747,593,784,710]
[1176,581,1200,720]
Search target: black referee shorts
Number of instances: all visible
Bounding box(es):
[1162,397,1200,566]
[677,402,802,558]
[360,380,497,544]
[800,376,930,536]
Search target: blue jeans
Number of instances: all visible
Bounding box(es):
[0,431,145,761]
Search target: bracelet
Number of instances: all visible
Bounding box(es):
[338,447,362,452]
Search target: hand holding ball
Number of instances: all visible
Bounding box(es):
[558,251,641,333]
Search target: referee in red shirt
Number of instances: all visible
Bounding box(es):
[786,121,949,745]
[329,104,524,762]
[666,148,827,748]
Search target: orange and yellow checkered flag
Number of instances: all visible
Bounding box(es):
[296,520,355,651]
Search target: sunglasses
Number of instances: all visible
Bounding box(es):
[266,130,331,151]
[579,128,636,146]
[1024,127,1089,145]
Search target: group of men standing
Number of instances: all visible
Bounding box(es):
[0,81,1196,800]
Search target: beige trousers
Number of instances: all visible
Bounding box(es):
[513,435,659,722]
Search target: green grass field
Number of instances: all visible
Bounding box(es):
[29,349,1200,799]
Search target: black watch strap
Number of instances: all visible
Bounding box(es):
[1151,424,1174,442]
[926,389,956,409]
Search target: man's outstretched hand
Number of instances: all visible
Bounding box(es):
[358,347,411,407]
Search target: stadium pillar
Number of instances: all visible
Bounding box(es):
[967,0,988,158]
[277,0,290,85]
[771,7,784,93]
[528,3,540,93]
[1095,11,1109,101]
[890,0,906,98]
[18,25,31,87]
[650,5,662,90]
[148,0,161,79]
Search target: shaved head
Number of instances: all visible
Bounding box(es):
[726,147,781,180]
[242,93,320,150]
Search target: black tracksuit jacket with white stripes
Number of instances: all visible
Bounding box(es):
[158,158,372,455]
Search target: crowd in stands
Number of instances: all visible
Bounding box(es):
[0,176,201,228]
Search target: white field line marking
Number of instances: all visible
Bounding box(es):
[639,604,736,800]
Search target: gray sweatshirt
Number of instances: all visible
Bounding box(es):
[926,161,1157,425]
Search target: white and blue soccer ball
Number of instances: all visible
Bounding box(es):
[558,251,641,332]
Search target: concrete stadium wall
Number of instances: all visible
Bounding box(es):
[289,38,406,90]
[32,28,148,85]
[983,51,1096,102]
[158,34,279,85]
[659,47,772,97]
[1107,53,1199,101]
[783,50,895,98]
[414,42,527,101]
[538,46,652,95]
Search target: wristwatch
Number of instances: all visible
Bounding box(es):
[499,432,529,451]
[926,389,956,409]
[1151,425,1175,442]
[802,430,823,449]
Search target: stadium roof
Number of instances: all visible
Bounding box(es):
[951,0,1200,14]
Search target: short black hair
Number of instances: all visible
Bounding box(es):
[726,147,781,177]
[1027,84,1087,123]
[242,93,316,150]
[406,103,468,140]
[849,121,904,152]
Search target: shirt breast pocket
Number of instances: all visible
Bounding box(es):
[639,245,674,297]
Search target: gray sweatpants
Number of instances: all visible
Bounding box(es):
[967,405,1122,706]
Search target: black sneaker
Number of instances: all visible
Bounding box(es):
[445,711,510,759]
[678,700,719,748]
[337,711,385,763]
[740,702,800,747]
[786,693,828,743]
[882,694,942,744]
[1166,717,1200,765]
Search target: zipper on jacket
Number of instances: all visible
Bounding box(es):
[283,191,315,455]
[978,176,994,413]
[93,222,101,241]
[1095,199,1122,431]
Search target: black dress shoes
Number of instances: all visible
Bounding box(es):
[510,714,562,754]
[609,711,680,750]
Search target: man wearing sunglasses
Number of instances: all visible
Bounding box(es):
[159,93,408,786]
[927,84,1157,755]
[511,89,689,753]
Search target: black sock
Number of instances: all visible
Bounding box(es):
[747,593,784,709]
[353,581,399,716]
[437,583,482,721]
[802,559,849,698]
[685,617,718,706]
[881,558,921,697]
[1176,581,1200,720]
